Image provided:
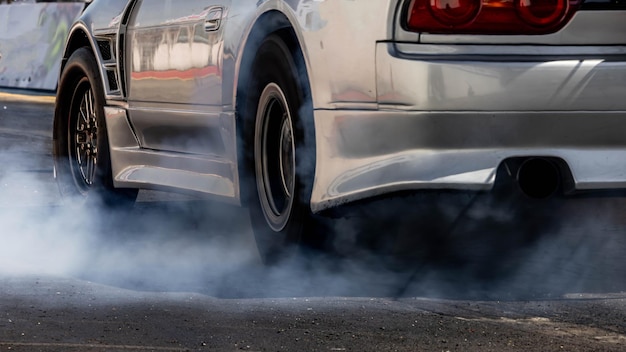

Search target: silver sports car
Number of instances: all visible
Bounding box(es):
[54,0,626,259]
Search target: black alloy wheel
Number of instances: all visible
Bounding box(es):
[53,47,137,207]
[70,79,99,193]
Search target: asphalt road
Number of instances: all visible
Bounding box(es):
[0,92,624,351]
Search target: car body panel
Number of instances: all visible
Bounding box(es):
[58,0,626,212]
[74,0,128,33]
[377,46,626,111]
[126,0,227,155]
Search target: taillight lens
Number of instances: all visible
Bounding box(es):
[429,0,482,26]
[517,0,568,27]
[406,0,582,34]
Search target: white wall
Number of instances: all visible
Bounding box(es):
[0,2,83,90]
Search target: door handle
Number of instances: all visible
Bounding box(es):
[205,7,223,32]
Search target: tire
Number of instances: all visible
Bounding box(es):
[240,34,329,264]
[53,47,137,207]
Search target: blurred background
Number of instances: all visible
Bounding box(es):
[0,0,89,90]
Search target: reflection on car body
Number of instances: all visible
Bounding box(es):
[53,0,626,261]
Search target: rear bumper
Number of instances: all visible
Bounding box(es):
[309,42,626,212]
[311,110,626,213]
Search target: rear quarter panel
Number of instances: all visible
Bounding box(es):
[226,0,397,110]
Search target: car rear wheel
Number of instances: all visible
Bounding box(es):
[53,48,137,207]
[241,34,329,264]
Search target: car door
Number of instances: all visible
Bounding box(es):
[125,0,228,155]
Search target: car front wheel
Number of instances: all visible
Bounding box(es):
[53,47,137,207]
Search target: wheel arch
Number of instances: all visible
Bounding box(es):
[233,9,313,115]
[55,25,100,141]
[59,25,96,78]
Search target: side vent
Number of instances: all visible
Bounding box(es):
[95,34,121,98]
[106,69,119,91]
[97,40,112,61]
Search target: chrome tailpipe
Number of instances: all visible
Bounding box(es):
[516,158,561,199]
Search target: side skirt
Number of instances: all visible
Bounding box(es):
[104,106,240,204]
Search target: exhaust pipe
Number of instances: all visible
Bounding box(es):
[516,158,561,199]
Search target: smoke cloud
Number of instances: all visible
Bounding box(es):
[0,100,624,301]
[0,169,624,300]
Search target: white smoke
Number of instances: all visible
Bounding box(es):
[0,99,624,300]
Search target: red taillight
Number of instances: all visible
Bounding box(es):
[406,0,581,34]
[517,0,568,27]
[429,0,481,26]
